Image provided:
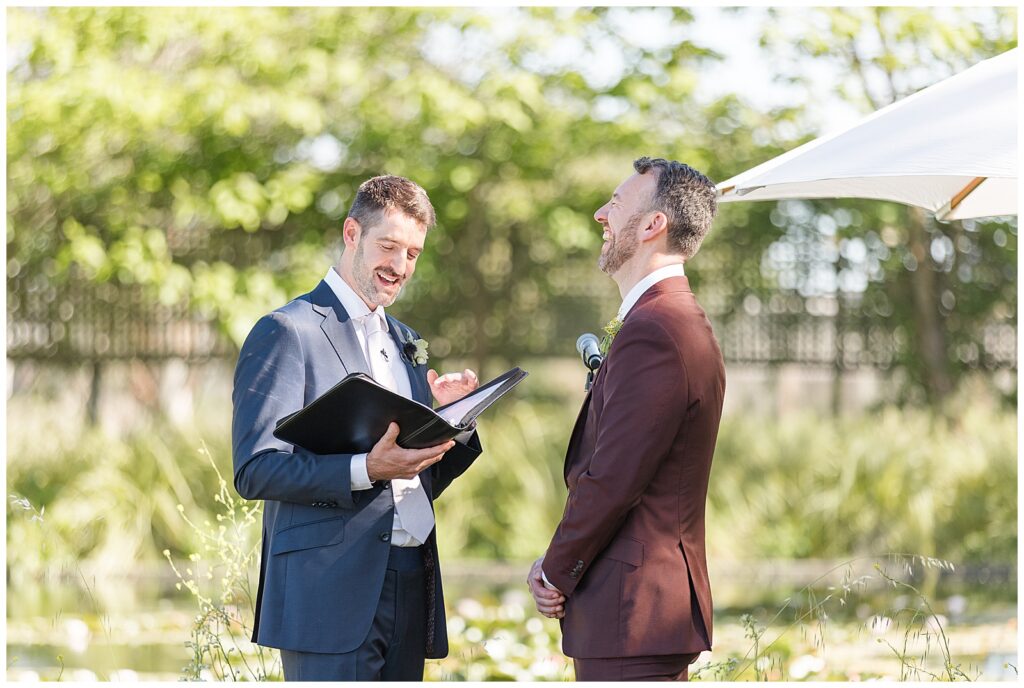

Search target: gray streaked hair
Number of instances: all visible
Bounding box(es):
[633,157,717,259]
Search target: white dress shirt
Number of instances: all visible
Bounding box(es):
[324,267,427,546]
[616,263,685,322]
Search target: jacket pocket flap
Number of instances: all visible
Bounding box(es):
[602,537,644,567]
[271,515,345,555]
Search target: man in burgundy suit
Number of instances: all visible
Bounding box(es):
[527,157,725,681]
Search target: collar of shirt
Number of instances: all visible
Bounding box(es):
[324,267,387,329]
[616,263,686,321]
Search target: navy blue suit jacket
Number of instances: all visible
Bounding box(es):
[231,279,482,656]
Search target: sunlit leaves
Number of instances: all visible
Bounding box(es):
[9,6,1014,395]
[11,6,717,365]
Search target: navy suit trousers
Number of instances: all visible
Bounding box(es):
[280,545,427,681]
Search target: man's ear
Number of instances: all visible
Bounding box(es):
[342,217,361,248]
[641,211,669,243]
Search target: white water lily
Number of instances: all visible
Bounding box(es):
[788,654,825,679]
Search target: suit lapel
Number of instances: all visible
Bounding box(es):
[387,315,431,406]
[564,391,589,483]
[309,280,371,376]
[385,316,436,499]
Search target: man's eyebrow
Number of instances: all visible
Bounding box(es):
[612,192,621,200]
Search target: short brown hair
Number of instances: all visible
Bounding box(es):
[347,174,436,231]
[633,157,717,259]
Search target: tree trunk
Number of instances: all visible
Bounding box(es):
[906,208,953,403]
[87,361,103,426]
[832,237,844,416]
[831,338,843,416]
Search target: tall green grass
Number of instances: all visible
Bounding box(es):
[7,394,1016,584]
[434,398,570,560]
[6,407,228,588]
[706,402,1017,564]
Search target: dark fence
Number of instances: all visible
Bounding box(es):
[7,274,1017,371]
[7,274,232,362]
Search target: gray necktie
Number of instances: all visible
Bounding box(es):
[363,313,435,544]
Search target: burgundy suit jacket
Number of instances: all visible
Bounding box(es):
[544,276,725,659]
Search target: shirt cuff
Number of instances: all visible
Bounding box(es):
[350,453,373,491]
[541,569,556,590]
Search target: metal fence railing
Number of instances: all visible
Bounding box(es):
[7,276,1017,371]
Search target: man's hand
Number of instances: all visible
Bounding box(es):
[527,556,565,619]
[428,368,479,406]
[366,422,455,481]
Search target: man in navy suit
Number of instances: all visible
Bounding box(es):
[232,175,482,680]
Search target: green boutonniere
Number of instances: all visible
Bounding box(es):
[599,317,623,356]
[401,331,429,366]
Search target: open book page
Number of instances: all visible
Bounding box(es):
[434,368,527,426]
[435,385,495,425]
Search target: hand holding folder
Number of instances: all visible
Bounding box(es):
[274,366,528,455]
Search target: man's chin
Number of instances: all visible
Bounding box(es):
[378,288,401,307]
[357,280,400,308]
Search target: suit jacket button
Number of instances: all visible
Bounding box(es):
[570,571,578,579]
[380,532,391,542]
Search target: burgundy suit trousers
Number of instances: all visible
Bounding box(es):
[573,653,700,681]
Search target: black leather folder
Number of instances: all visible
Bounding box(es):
[273,366,528,454]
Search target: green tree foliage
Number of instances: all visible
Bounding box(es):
[7,6,1016,398]
[7,6,734,374]
[753,6,1017,403]
[8,399,1014,578]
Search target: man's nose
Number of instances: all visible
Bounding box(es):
[389,252,407,275]
[594,203,609,224]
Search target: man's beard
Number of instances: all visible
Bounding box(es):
[598,212,642,275]
[353,240,403,307]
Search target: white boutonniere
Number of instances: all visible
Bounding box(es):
[401,330,429,366]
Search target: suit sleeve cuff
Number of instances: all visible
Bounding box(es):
[350,453,373,491]
[540,555,581,596]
